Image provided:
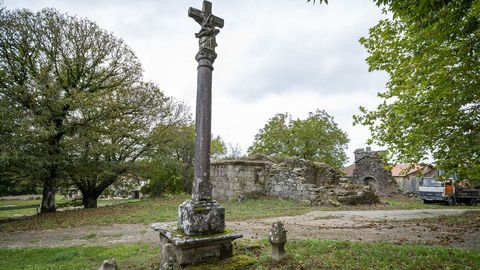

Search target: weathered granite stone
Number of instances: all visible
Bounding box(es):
[189,0,223,202]
[211,157,383,206]
[153,223,242,267]
[160,243,180,270]
[352,148,398,194]
[177,200,225,235]
[152,1,242,267]
[98,259,117,270]
[311,182,380,206]
[268,221,287,261]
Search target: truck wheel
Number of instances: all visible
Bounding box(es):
[423,200,432,204]
[469,199,477,206]
[447,197,455,206]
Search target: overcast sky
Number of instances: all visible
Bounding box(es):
[6,0,389,165]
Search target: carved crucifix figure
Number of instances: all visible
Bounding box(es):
[188,1,224,57]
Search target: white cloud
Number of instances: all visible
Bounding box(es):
[6,0,390,165]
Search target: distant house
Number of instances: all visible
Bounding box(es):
[343,148,437,193]
[391,164,437,193]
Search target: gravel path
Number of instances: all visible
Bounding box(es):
[1,209,478,251]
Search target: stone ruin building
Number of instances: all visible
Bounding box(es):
[210,157,379,206]
[344,147,398,194]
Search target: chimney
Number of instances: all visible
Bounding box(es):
[354,148,365,162]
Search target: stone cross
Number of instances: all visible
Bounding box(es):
[177,0,226,236]
[188,0,224,201]
[188,1,224,30]
[152,4,241,267]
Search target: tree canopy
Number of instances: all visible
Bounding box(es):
[0,8,181,210]
[353,0,480,181]
[248,110,349,168]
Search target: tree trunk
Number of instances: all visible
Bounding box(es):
[41,181,56,213]
[82,195,98,208]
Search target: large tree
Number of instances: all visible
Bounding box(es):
[353,0,480,181]
[0,8,170,211]
[248,110,349,168]
[64,97,190,208]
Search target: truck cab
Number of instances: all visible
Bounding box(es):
[419,177,455,205]
[419,177,479,206]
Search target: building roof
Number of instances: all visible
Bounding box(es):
[343,164,355,176]
[343,163,434,177]
[391,164,426,177]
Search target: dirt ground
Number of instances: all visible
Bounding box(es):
[1,209,479,251]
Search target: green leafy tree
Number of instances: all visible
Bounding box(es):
[0,8,174,211]
[65,97,189,208]
[353,0,480,181]
[139,122,227,197]
[211,135,227,160]
[249,110,349,168]
[307,0,435,10]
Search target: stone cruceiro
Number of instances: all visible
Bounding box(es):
[152,1,242,267]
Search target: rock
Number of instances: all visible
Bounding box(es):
[268,221,287,261]
[177,200,225,236]
[328,198,341,207]
[335,189,350,196]
[160,243,180,270]
[98,259,117,270]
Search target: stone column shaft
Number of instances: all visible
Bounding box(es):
[193,56,215,201]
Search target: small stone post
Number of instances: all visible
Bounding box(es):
[268,221,287,261]
[98,259,117,270]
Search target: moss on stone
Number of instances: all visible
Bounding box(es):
[194,206,205,214]
[170,226,237,239]
[234,239,263,252]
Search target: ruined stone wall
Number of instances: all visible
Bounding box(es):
[211,157,379,205]
[352,149,397,193]
[211,158,342,202]
[265,159,340,201]
[210,160,269,201]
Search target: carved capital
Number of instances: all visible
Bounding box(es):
[196,49,217,63]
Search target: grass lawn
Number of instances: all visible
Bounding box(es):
[0,243,159,270]
[1,194,479,232]
[248,240,480,270]
[0,195,68,219]
[0,196,138,219]
[1,240,479,270]
[383,196,480,210]
[0,195,320,232]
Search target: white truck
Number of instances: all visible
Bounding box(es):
[419,177,479,206]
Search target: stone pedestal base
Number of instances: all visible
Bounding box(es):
[177,200,225,235]
[152,223,243,267]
